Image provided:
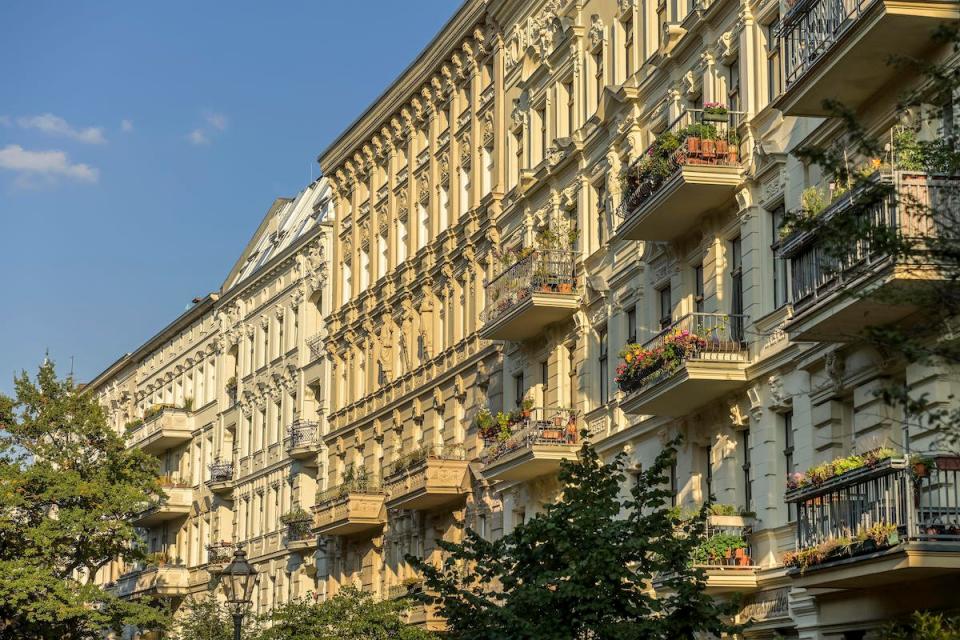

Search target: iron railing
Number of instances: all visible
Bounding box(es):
[480,407,586,466]
[306,333,324,362]
[788,455,960,552]
[284,420,320,451]
[206,542,234,564]
[481,250,578,325]
[207,461,233,483]
[315,473,385,507]
[782,171,958,312]
[384,443,466,479]
[781,0,875,88]
[695,521,756,567]
[616,109,743,226]
[619,313,747,395]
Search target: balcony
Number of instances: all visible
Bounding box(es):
[480,407,583,483]
[205,542,234,573]
[282,507,318,551]
[781,171,959,342]
[126,405,192,454]
[384,444,469,511]
[778,0,960,116]
[479,250,579,341]
[285,420,321,464]
[313,477,386,537]
[616,109,743,242]
[133,485,193,527]
[618,313,748,417]
[205,461,233,495]
[694,516,761,594]
[784,454,960,588]
[113,565,190,599]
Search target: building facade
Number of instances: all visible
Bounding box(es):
[90,0,959,637]
[89,178,334,618]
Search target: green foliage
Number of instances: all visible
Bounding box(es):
[258,587,435,640]
[0,361,168,639]
[881,611,960,640]
[691,532,747,565]
[412,437,741,640]
[177,596,259,640]
[800,185,827,215]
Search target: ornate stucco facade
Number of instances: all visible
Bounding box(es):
[90,0,959,637]
[89,178,334,617]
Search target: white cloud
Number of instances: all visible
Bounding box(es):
[16,113,106,144]
[121,119,134,133]
[187,129,209,145]
[0,144,99,187]
[205,112,228,131]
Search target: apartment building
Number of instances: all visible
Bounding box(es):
[87,0,959,637]
[316,0,960,637]
[88,178,334,619]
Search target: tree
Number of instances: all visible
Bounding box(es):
[0,361,168,639]
[412,438,740,640]
[177,596,260,640]
[783,23,960,449]
[257,587,435,640]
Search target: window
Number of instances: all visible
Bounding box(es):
[770,206,788,309]
[658,286,672,330]
[703,445,713,501]
[482,141,493,195]
[563,79,575,136]
[594,50,604,108]
[626,307,637,344]
[541,360,549,396]
[624,15,634,78]
[459,166,470,216]
[378,232,388,278]
[439,185,449,231]
[598,328,609,405]
[730,236,743,340]
[727,57,741,113]
[342,262,352,305]
[396,217,408,264]
[417,200,429,250]
[537,105,548,162]
[741,428,752,511]
[783,411,795,520]
[766,17,783,103]
[514,373,525,407]
[596,184,608,245]
[359,249,370,291]
[694,264,705,313]
[278,316,285,355]
[669,460,678,507]
[510,128,523,189]
[477,513,488,540]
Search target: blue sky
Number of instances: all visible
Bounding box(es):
[0,1,461,394]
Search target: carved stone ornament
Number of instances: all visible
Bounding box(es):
[482,113,494,147]
[439,158,450,188]
[459,138,472,169]
[418,180,430,205]
[589,15,605,51]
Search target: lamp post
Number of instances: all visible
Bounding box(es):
[219,545,259,640]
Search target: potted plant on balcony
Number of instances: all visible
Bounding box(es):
[910,453,934,478]
[702,102,729,122]
[474,408,498,441]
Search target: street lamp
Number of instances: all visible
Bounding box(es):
[220,545,259,640]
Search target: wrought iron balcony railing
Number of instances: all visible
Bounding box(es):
[206,542,234,565]
[207,461,233,483]
[781,0,874,88]
[481,250,578,325]
[787,455,960,563]
[480,407,583,466]
[384,443,466,479]
[616,109,742,227]
[617,313,747,395]
[315,474,385,507]
[782,170,959,312]
[306,333,324,362]
[284,420,320,451]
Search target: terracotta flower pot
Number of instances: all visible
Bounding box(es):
[558,282,573,294]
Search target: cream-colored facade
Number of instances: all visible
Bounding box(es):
[90,0,960,637]
[89,178,334,617]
